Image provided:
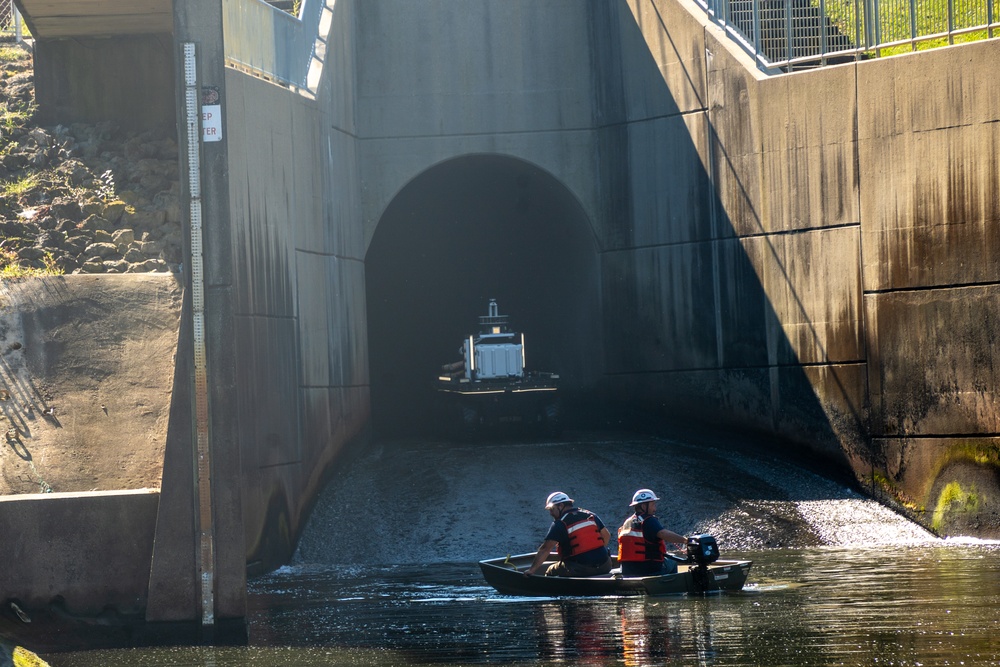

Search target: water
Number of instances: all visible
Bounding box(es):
[26,433,1000,665]
[45,542,1000,666]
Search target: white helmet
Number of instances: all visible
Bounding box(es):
[545,491,573,509]
[630,489,660,506]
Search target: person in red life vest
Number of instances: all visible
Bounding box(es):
[524,491,613,577]
[617,488,687,576]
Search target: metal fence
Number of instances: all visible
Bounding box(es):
[697,0,998,69]
[0,0,24,42]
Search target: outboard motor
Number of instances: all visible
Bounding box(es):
[686,534,719,566]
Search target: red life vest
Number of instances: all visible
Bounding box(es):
[618,514,666,563]
[556,509,606,558]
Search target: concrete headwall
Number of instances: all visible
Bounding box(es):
[209,0,1000,581]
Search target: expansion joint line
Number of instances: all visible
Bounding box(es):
[183,42,216,629]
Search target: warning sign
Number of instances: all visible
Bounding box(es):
[202,104,222,142]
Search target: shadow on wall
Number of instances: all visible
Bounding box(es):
[365,155,602,440]
[596,1,867,480]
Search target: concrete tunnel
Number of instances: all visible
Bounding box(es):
[365,154,603,439]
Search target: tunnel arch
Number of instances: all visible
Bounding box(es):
[364,154,602,439]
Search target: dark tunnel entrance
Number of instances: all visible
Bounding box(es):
[365,155,601,439]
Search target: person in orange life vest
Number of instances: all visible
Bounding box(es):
[524,491,613,577]
[618,488,687,576]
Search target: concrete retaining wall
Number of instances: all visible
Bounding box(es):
[612,0,999,533]
[0,490,159,615]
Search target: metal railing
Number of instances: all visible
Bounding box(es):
[222,0,326,91]
[697,0,998,69]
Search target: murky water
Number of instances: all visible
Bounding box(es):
[45,541,1000,666]
[29,433,1000,665]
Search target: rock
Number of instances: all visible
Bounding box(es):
[80,214,111,232]
[79,260,105,273]
[103,259,129,273]
[50,198,83,221]
[2,153,25,169]
[37,231,64,249]
[63,236,92,254]
[17,246,47,261]
[123,209,166,229]
[83,242,119,259]
[55,255,79,272]
[103,200,126,223]
[111,228,134,247]
[160,243,183,264]
[29,127,51,146]
[137,239,163,256]
[130,258,169,272]
[123,247,145,263]
[80,200,104,216]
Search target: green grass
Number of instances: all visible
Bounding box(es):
[0,100,34,132]
[0,249,64,278]
[1,174,36,197]
[811,0,995,58]
[0,45,24,62]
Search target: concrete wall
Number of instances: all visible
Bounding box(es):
[612,0,999,534]
[0,490,159,616]
[221,0,1000,578]
[220,0,368,574]
[598,0,865,464]
[33,35,175,131]
[354,0,604,248]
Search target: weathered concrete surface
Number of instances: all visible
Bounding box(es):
[33,36,175,131]
[16,0,172,38]
[0,275,181,495]
[619,0,1000,535]
[0,489,158,617]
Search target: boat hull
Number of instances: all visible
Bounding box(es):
[479,553,752,597]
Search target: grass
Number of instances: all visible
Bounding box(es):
[1,174,36,197]
[0,45,24,62]
[0,99,33,132]
[799,0,995,60]
[0,248,64,278]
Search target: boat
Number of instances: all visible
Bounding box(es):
[479,538,752,597]
[435,299,560,436]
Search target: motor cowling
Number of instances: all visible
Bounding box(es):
[686,534,719,565]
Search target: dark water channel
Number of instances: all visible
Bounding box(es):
[40,433,1000,665]
[48,543,1000,666]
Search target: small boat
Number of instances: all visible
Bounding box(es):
[479,552,752,597]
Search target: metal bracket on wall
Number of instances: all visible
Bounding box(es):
[182,41,216,629]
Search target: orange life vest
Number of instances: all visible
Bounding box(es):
[557,509,606,558]
[618,514,666,563]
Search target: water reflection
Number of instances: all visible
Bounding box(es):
[44,543,1000,666]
